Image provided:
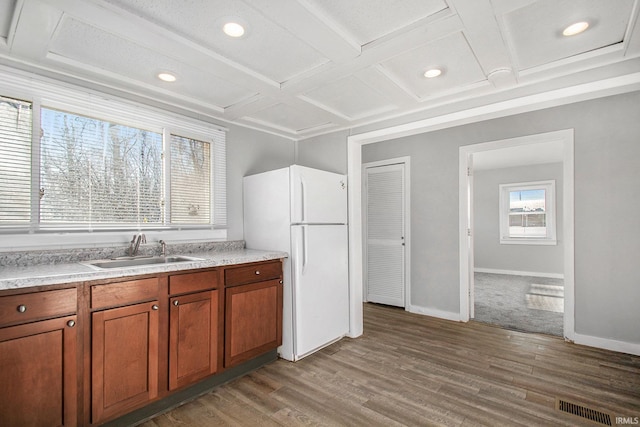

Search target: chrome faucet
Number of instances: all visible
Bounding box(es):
[159,240,166,257]
[129,233,146,257]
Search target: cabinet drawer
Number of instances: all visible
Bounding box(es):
[91,278,159,310]
[224,261,281,287]
[169,270,218,295]
[0,288,77,327]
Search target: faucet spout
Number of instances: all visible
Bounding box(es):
[129,233,146,257]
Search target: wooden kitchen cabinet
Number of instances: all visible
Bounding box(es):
[90,279,159,424]
[0,288,78,426]
[168,270,220,390]
[224,261,283,368]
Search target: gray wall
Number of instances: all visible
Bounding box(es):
[226,125,294,240]
[355,90,640,344]
[295,130,349,174]
[474,163,564,275]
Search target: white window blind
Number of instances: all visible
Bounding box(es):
[0,96,32,224]
[170,135,211,224]
[40,108,163,226]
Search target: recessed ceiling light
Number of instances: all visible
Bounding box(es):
[424,68,442,78]
[223,22,245,38]
[563,21,589,36]
[157,72,177,82]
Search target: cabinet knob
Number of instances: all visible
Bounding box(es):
[279,280,283,284]
[173,300,179,306]
[152,304,159,310]
[255,270,260,275]
[67,320,76,328]
[17,304,26,313]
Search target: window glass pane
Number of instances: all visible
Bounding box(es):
[170,135,210,224]
[508,189,546,237]
[40,108,163,225]
[0,96,32,224]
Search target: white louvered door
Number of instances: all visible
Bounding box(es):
[365,163,405,307]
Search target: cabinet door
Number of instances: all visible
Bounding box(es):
[92,301,159,424]
[0,315,78,426]
[169,290,219,390]
[225,280,282,367]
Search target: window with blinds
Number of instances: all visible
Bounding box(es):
[40,108,163,225]
[0,96,32,224]
[170,135,210,224]
[0,93,226,231]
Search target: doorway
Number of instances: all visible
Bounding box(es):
[459,129,575,340]
[363,157,411,308]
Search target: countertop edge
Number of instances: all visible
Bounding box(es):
[0,249,288,291]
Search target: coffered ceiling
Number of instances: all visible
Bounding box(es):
[1,0,639,140]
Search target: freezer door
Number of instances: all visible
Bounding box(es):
[291,224,349,359]
[290,165,347,224]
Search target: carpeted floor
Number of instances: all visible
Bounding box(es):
[473,272,564,337]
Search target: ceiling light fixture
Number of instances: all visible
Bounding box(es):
[424,68,442,78]
[157,72,177,82]
[223,22,245,37]
[562,21,589,36]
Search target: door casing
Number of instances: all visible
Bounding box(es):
[362,157,411,310]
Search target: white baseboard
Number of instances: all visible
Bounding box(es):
[474,267,564,279]
[572,333,640,356]
[407,304,461,322]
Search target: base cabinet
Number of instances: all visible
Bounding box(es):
[91,301,159,424]
[169,289,219,390]
[224,278,283,368]
[0,259,282,426]
[0,315,78,426]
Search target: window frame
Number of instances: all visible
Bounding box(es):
[0,67,227,249]
[499,180,557,245]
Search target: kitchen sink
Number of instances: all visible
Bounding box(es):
[83,255,203,269]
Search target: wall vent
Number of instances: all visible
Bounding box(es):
[556,398,612,425]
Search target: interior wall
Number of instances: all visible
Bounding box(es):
[360,90,640,344]
[226,126,294,241]
[295,130,349,174]
[473,162,564,275]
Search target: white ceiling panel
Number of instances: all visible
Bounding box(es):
[104,0,329,83]
[380,32,487,99]
[246,102,334,132]
[303,74,396,119]
[49,17,255,108]
[303,0,448,46]
[1,0,638,140]
[0,0,16,41]
[504,0,635,70]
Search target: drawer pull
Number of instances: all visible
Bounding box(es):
[152,304,159,310]
[279,280,283,284]
[67,320,76,328]
[255,270,260,275]
[17,304,27,313]
[173,300,179,306]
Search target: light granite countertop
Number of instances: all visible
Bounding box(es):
[0,243,287,291]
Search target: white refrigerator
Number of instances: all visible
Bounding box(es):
[243,165,349,361]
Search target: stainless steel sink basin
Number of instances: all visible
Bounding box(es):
[83,255,203,270]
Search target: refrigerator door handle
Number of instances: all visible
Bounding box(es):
[302,225,308,273]
[300,177,306,222]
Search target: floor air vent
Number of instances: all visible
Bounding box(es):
[556,398,612,426]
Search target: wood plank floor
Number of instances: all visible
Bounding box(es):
[142,303,640,426]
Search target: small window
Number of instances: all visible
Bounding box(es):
[0,96,32,225]
[499,180,556,245]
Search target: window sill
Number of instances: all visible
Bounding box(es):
[500,238,557,246]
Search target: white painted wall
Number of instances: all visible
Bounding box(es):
[473,163,564,275]
[295,130,349,174]
[298,90,640,347]
[226,125,294,241]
